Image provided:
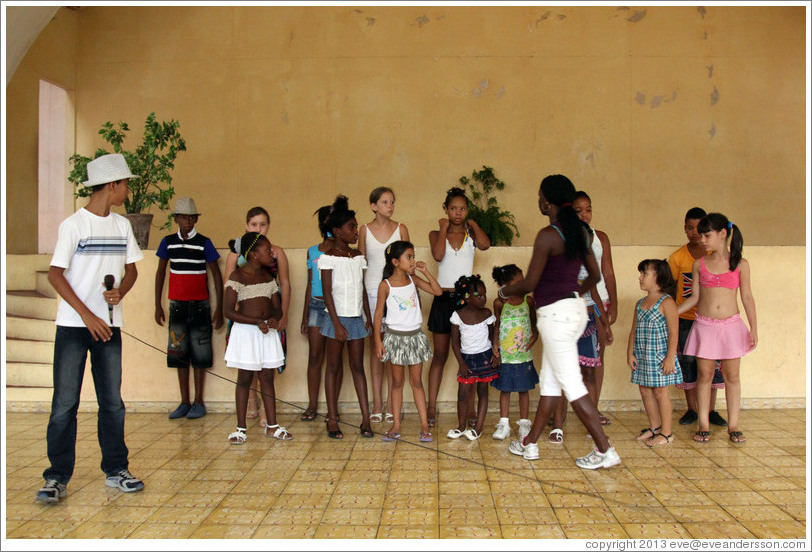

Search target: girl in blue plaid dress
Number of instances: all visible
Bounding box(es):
[627,259,683,446]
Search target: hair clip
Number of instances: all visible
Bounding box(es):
[386,244,392,255]
[727,221,733,230]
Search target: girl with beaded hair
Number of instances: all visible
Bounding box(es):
[223,232,291,444]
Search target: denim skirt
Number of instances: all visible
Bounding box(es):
[320,315,370,341]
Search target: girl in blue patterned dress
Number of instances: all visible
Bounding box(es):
[627,259,683,447]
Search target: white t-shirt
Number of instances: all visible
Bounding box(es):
[51,208,143,327]
[450,311,496,355]
[317,254,367,317]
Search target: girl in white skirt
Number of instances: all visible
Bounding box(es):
[224,232,291,444]
[373,241,442,442]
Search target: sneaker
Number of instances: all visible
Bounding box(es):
[186,402,206,419]
[168,403,191,419]
[575,446,621,470]
[105,469,145,493]
[508,439,539,460]
[35,479,66,503]
[492,420,510,440]
[679,409,698,425]
[709,410,728,427]
[517,419,532,442]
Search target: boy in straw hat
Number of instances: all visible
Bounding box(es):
[37,153,145,502]
[154,197,224,420]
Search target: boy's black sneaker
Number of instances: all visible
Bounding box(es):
[35,479,67,503]
[709,410,728,427]
[679,409,698,425]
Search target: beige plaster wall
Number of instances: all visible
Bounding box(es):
[58,244,801,411]
[4,6,807,254]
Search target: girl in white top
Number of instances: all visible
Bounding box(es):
[574,191,618,425]
[373,240,442,443]
[358,187,411,424]
[223,233,291,444]
[426,187,490,428]
[318,196,374,440]
[447,275,498,441]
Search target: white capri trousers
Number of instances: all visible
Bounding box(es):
[537,296,590,401]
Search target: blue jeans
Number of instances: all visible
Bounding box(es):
[43,326,129,484]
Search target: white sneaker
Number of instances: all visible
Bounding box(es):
[517,419,532,442]
[492,420,510,440]
[508,439,539,460]
[575,446,621,470]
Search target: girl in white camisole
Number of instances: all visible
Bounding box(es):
[426,187,490,427]
[358,187,411,423]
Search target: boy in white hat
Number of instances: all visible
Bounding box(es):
[37,153,145,503]
[154,197,224,419]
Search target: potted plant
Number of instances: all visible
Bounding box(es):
[68,112,187,249]
[458,165,520,245]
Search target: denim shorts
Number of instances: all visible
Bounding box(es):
[320,315,370,341]
[307,297,327,328]
[167,300,213,368]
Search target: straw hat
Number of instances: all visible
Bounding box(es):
[81,154,139,187]
[172,197,200,216]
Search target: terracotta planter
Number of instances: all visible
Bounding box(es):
[124,213,154,250]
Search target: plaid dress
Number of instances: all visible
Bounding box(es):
[631,295,683,387]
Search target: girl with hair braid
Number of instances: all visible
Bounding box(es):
[501,175,620,469]
[678,213,756,444]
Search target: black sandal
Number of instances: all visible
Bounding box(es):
[693,430,711,443]
[728,430,746,443]
[325,418,343,439]
[636,426,661,442]
[360,425,374,438]
[300,409,318,422]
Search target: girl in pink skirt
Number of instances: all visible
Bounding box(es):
[677,213,757,444]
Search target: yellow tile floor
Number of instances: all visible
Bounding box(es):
[4,408,807,539]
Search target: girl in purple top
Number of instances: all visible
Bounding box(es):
[498,175,620,470]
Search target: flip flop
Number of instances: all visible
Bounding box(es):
[419,431,433,442]
[693,430,711,443]
[728,430,746,443]
[381,431,400,442]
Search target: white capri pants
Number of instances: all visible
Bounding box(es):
[537,296,590,401]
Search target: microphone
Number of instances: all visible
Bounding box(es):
[104,274,115,324]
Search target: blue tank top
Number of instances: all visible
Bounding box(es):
[307,244,325,298]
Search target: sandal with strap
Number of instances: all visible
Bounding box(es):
[370,412,383,423]
[360,424,375,438]
[384,412,394,423]
[300,409,318,422]
[265,423,292,440]
[646,433,673,447]
[728,430,746,443]
[693,430,711,443]
[549,428,564,444]
[325,418,343,439]
[446,428,465,439]
[228,427,247,445]
[636,426,661,442]
[419,431,433,443]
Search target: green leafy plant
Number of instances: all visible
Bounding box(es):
[459,165,519,246]
[68,112,186,229]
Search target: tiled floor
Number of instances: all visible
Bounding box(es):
[4,408,807,539]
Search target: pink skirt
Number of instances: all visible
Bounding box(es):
[683,313,752,360]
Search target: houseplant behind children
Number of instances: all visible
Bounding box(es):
[223,232,291,444]
[628,259,683,446]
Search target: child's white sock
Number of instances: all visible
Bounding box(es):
[499,417,509,425]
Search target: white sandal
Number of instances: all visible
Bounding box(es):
[548,428,564,444]
[464,428,481,441]
[370,412,383,423]
[384,412,394,423]
[264,423,292,440]
[446,428,465,439]
[228,427,247,445]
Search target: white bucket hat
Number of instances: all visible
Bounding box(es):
[172,197,200,216]
[81,153,139,187]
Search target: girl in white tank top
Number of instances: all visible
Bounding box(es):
[358,187,411,423]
